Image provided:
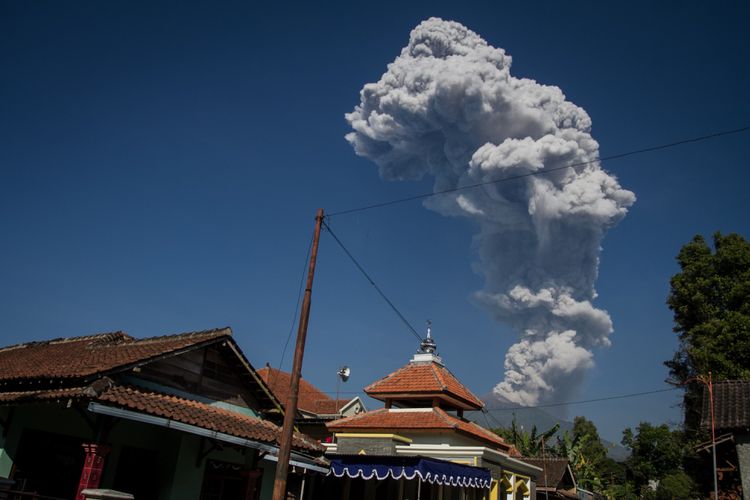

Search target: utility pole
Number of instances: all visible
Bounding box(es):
[272,208,325,500]
[708,372,718,500]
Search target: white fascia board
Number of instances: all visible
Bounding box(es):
[395,444,542,476]
[262,453,329,474]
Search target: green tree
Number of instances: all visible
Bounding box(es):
[572,416,608,469]
[655,471,697,499]
[492,417,559,457]
[666,232,750,385]
[555,417,608,493]
[621,422,686,490]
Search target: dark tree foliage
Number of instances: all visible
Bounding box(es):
[663,232,750,496]
[666,232,750,385]
[620,422,693,496]
[572,416,608,468]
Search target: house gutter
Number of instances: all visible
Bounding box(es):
[87,402,328,473]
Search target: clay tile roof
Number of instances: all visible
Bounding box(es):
[327,407,509,451]
[0,386,90,404]
[312,399,349,415]
[98,385,323,454]
[257,366,333,414]
[364,362,484,410]
[702,380,750,431]
[0,327,231,382]
[520,458,572,488]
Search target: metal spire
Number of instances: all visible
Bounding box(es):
[419,320,437,354]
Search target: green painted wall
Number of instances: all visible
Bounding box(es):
[168,434,205,500]
[0,408,10,478]
[259,462,275,500]
[0,404,309,500]
[1,404,184,497]
[2,404,92,475]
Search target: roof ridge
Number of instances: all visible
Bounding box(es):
[0,331,133,353]
[130,327,232,345]
[435,363,483,405]
[432,407,456,427]
[431,363,448,390]
[0,327,230,354]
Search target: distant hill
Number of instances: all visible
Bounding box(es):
[473,392,629,462]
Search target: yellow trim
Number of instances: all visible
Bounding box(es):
[513,476,530,495]
[500,474,513,493]
[490,480,499,500]
[449,459,474,465]
[334,433,413,443]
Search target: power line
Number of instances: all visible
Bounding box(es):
[269,232,314,389]
[484,387,681,412]
[328,125,750,217]
[322,219,423,343]
[269,386,681,403]
[480,407,496,428]
[481,407,505,429]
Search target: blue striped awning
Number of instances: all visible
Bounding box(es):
[328,455,492,489]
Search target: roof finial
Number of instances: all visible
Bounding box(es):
[419,320,437,354]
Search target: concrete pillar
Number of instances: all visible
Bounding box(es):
[76,444,111,500]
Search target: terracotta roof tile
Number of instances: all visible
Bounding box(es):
[0,381,322,455]
[312,399,349,414]
[97,385,323,453]
[257,366,334,414]
[364,362,483,410]
[327,407,509,451]
[702,380,750,430]
[520,458,571,488]
[0,386,89,403]
[0,328,231,382]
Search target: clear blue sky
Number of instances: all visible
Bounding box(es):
[2,1,749,442]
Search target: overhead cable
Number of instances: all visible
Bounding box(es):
[270,232,314,389]
[483,387,681,412]
[322,219,423,342]
[328,125,750,217]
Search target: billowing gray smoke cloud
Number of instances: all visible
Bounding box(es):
[346,18,635,406]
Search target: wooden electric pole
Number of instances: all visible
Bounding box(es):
[272,208,325,500]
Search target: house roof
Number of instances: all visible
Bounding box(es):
[702,380,750,431]
[0,328,232,383]
[0,379,323,454]
[520,458,574,489]
[257,365,338,415]
[327,407,510,451]
[364,361,484,410]
[98,385,322,453]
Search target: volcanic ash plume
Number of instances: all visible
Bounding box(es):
[345,18,635,406]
